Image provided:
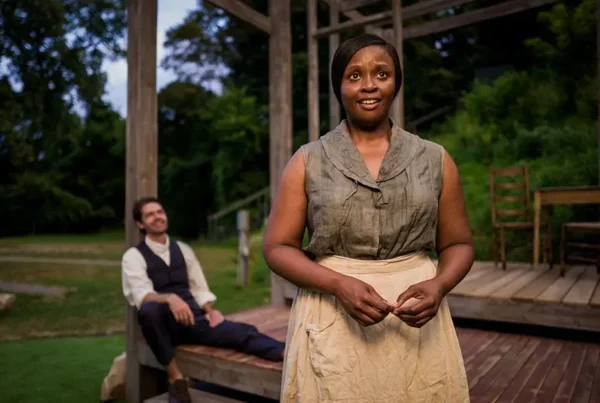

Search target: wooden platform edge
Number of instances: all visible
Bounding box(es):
[144,387,244,402]
[139,342,282,401]
[175,348,282,400]
[447,294,600,333]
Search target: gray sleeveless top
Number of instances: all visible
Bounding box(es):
[301,120,444,260]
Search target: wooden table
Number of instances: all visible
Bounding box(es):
[533,186,600,270]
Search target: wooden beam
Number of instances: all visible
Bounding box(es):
[404,0,563,40]
[318,0,479,37]
[125,0,160,402]
[321,0,366,19]
[308,0,320,142]
[343,9,365,20]
[339,0,383,12]
[402,0,477,20]
[321,0,377,34]
[269,0,293,305]
[390,0,404,128]
[315,10,393,38]
[204,0,271,34]
[329,0,341,130]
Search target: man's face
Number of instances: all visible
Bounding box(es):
[137,202,168,235]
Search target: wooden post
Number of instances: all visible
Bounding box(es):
[329,0,341,130]
[269,0,292,305]
[597,0,600,184]
[237,210,250,286]
[125,0,160,402]
[308,0,320,141]
[391,0,404,127]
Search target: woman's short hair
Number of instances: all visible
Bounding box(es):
[330,33,403,105]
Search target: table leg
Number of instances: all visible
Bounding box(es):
[533,192,541,270]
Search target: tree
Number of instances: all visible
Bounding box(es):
[0,0,127,235]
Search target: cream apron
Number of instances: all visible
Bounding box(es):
[280,252,470,403]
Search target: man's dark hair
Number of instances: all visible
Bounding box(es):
[330,33,403,106]
[132,196,163,224]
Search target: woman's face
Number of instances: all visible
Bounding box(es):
[340,45,396,128]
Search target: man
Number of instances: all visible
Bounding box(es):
[122,196,285,403]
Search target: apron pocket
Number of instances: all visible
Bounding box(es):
[306,311,357,378]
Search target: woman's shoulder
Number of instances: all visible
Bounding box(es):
[298,136,328,167]
[399,128,445,161]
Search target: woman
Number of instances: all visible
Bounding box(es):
[263,34,474,403]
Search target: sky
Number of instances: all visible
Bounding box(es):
[102,0,198,117]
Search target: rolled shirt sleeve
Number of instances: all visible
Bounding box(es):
[177,241,217,308]
[121,247,156,309]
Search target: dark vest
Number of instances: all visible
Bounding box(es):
[136,239,196,306]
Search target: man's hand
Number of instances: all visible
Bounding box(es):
[205,309,224,328]
[393,279,444,328]
[167,294,195,326]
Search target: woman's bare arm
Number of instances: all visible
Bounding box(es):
[262,150,342,294]
[394,149,474,327]
[434,150,475,295]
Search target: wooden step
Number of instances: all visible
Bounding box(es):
[144,388,244,403]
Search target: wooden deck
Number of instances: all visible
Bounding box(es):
[139,302,600,402]
[447,261,600,332]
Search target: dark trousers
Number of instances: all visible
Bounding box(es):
[138,301,285,366]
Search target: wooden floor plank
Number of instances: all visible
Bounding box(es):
[488,269,545,299]
[469,268,528,298]
[570,344,600,402]
[452,268,509,296]
[512,340,565,402]
[532,341,572,402]
[459,329,497,364]
[590,280,600,307]
[494,338,555,403]
[450,266,497,296]
[536,266,586,303]
[482,337,542,402]
[551,342,587,403]
[466,334,517,388]
[562,266,599,305]
[590,347,600,403]
[456,328,479,357]
[462,331,501,366]
[461,264,497,281]
[501,340,563,403]
[468,336,530,398]
[512,269,561,301]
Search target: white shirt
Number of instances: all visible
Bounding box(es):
[121,236,217,309]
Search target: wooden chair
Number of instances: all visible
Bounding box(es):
[560,222,600,276]
[489,165,553,270]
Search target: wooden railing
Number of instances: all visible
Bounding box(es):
[207,187,270,240]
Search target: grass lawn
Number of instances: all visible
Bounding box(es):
[0,335,126,403]
[0,248,271,341]
[0,230,242,260]
[0,234,274,401]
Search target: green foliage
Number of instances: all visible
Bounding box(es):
[1,0,598,249]
[0,0,127,236]
[157,82,268,238]
[208,86,269,207]
[427,0,599,260]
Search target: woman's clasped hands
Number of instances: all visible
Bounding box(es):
[334,275,444,328]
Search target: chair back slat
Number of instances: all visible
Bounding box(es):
[489,164,530,225]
